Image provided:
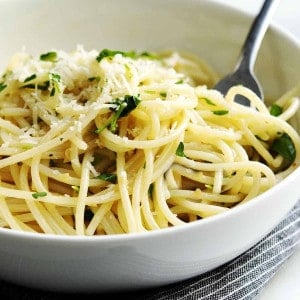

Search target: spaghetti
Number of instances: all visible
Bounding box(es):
[0,45,299,235]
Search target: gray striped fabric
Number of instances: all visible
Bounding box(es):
[0,201,299,299]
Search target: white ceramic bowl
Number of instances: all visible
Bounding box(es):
[0,0,299,293]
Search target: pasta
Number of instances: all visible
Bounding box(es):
[0,45,299,235]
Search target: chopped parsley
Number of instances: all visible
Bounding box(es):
[203,98,216,106]
[96,49,136,62]
[212,110,229,115]
[95,95,141,133]
[0,81,7,92]
[175,79,184,84]
[112,95,141,116]
[49,73,61,96]
[270,103,283,116]
[32,191,47,199]
[148,183,154,198]
[88,76,100,82]
[40,51,57,62]
[270,133,296,162]
[96,49,158,62]
[22,81,50,90]
[24,74,37,82]
[139,51,158,59]
[96,173,117,183]
[176,142,186,157]
[21,73,58,93]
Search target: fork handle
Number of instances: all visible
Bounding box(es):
[237,0,280,72]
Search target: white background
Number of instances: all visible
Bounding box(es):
[212,1,300,299]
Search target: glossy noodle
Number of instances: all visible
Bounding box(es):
[0,46,299,235]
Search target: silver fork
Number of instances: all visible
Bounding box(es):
[213,0,280,106]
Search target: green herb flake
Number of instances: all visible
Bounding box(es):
[112,95,141,117]
[96,173,117,183]
[203,98,216,106]
[176,141,186,157]
[40,51,57,62]
[50,87,55,96]
[160,92,167,98]
[270,133,296,162]
[50,73,61,82]
[212,110,229,115]
[32,191,47,199]
[0,82,7,92]
[140,51,158,59]
[270,103,283,116]
[148,183,154,198]
[96,49,136,62]
[95,95,141,133]
[175,79,184,84]
[49,73,61,96]
[96,49,160,63]
[22,81,50,91]
[24,74,37,83]
[88,76,100,82]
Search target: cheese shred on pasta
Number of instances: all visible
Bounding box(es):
[0,45,299,235]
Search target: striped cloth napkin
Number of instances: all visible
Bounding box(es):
[0,200,299,300]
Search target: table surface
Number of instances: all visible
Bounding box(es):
[213,1,300,299]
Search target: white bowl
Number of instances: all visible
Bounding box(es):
[0,0,299,293]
